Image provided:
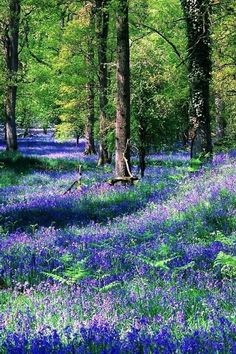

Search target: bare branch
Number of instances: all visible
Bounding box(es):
[63,165,82,195]
[123,138,133,178]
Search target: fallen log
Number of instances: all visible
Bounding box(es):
[108,176,139,186]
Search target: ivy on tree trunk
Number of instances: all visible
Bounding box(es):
[181,0,213,158]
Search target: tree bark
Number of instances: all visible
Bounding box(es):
[84,82,96,154]
[115,0,131,177]
[215,94,226,139]
[181,0,212,158]
[3,0,21,151]
[96,0,110,165]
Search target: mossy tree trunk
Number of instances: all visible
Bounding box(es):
[3,0,21,151]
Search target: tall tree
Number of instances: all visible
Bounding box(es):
[115,0,131,177]
[96,0,110,165]
[3,0,21,151]
[84,3,96,155]
[85,80,96,154]
[181,0,212,158]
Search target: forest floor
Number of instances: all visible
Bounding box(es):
[0,131,235,353]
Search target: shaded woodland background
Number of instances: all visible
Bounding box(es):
[0,0,235,177]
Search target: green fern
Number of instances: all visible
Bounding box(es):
[214,252,236,278]
[43,260,90,284]
[59,253,74,264]
[174,261,195,273]
[142,256,176,270]
[43,272,70,285]
[64,262,90,282]
[214,231,236,246]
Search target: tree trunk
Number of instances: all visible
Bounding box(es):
[181,0,212,159]
[138,148,146,178]
[96,0,110,165]
[3,0,21,151]
[84,82,96,154]
[115,0,131,177]
[4,124,7,141]
[138,119,147,177]
[84,7,96,155]
[215,94,226,139]
[5,87,18,151]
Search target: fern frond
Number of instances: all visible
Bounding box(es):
[214,252,236,278]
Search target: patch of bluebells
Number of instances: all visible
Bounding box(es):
[0,130,97,163]
[0,153,235,284]
[0,133,236,352]
[1,318,236,353]
[0,167,183,232]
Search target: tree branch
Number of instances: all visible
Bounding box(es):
[130,31,153,47]
[28,50,52,68]
[132,21,185,65]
